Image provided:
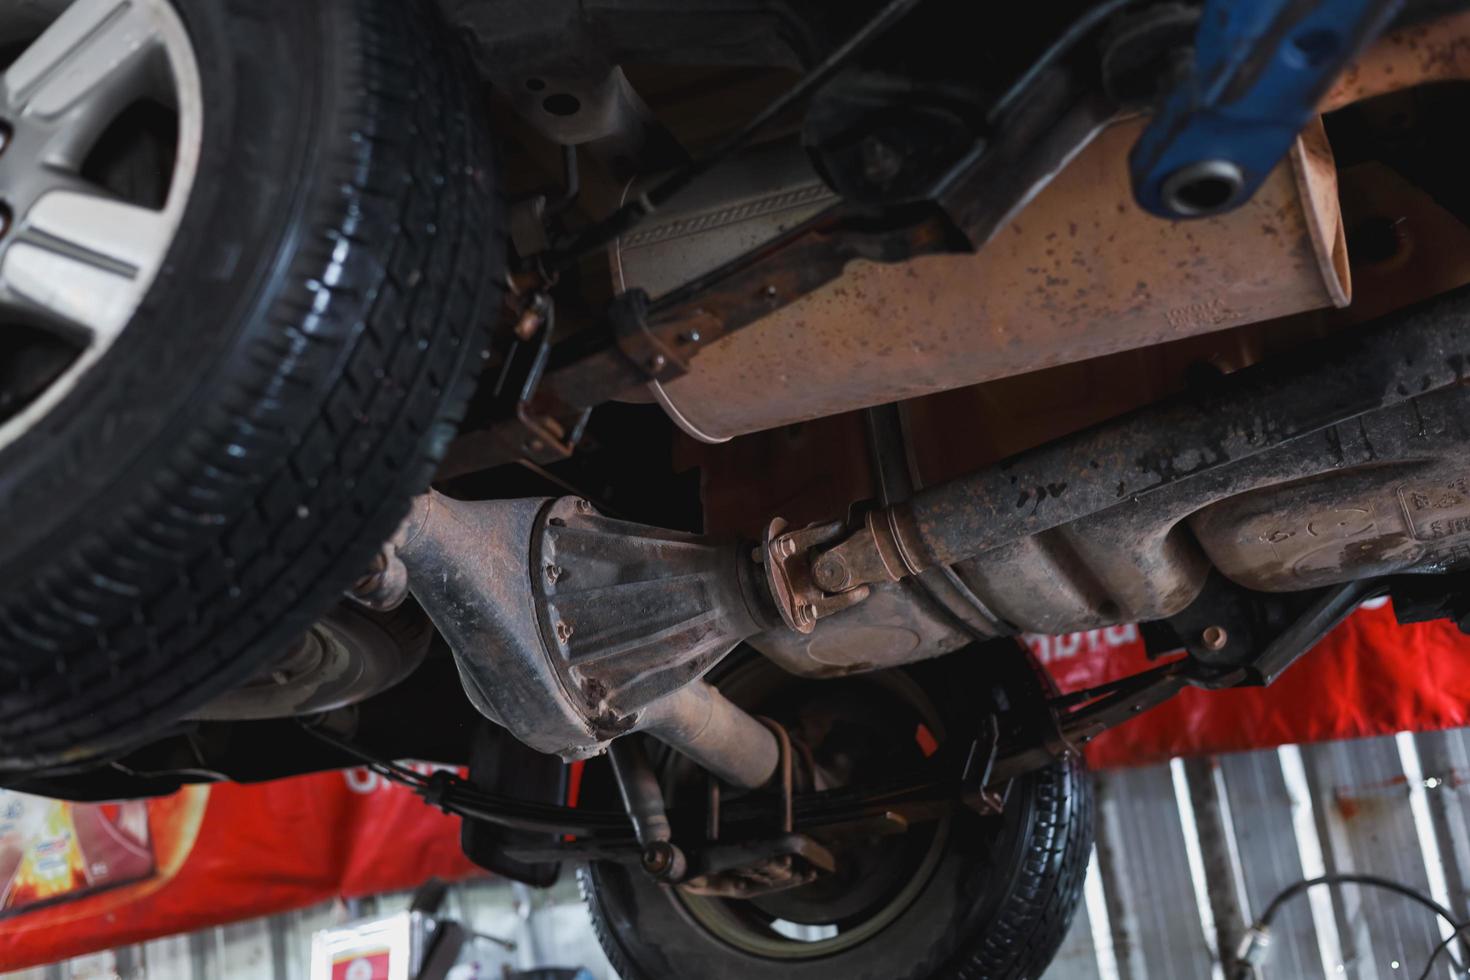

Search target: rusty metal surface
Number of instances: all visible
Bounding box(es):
[1189,459,1470,594]
[397,491,782,765]
[638,11,1470,445]
[746,579,975,678]
[1323,10,1470,112]
[651,117,1348,441]
[803,279,1470,622]
[638,683,779,790]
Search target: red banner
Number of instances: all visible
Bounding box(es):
[3,600,1470,969]
[0,763,480,971]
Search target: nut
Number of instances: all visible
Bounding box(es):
[1201,625,1229,651]
[641,845,670,874]
[640,841,686,881]
[545,563,564,584]
[555,621,575,643]
[512,306,541,341]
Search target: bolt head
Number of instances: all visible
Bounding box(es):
[1201,625,1229,651]
[776,537,797,559]
[545,563,564,583]
[649,353,667,372]
[813,553,850,591]
[640,841,685,881]
[555,621,575,642]
[576,498,595,514]
[513,309,541,341]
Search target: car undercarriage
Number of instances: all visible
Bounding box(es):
[6,0,1470,975]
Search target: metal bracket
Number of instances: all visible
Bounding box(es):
[437,292,592,479]
[677,716,838,897]
[960,715,1008,815]
[1131,0,1403,218]
[608,288,690,383]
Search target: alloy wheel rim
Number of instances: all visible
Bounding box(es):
[0,0,203,453]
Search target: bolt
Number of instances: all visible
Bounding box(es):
[797,602,818,626]
[812,553,851,592]
[512,306,541,341]
[776,537,797,559]
[763,285,778,299]
[555,621,575,643]
[545,563,564,584]
[648,353,667,372]
[640,841,685,881]
[576,498,595,515]
[683,330,701,344]
[1201,625,1229,651]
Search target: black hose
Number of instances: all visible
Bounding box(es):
[1236,873,1468,979]
[1417,922,1470,980]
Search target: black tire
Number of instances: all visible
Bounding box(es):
[188,599,436,721]
[579,643,1094,980]
[0,0,503,770]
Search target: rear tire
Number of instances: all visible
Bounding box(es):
[579,642,1095,980]
[0,0,503,770]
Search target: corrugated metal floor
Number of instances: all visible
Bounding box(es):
[7,726,1469,980]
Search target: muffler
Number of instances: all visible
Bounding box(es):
[614,120,1349,441]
